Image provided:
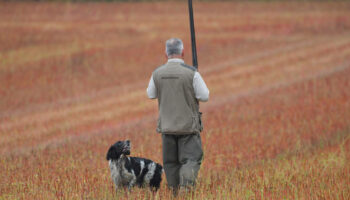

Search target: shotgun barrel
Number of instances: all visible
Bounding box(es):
[188,0,198,69]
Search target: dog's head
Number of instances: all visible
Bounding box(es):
[106,140,131,161]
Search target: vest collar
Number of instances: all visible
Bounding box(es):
[167,58,184,64]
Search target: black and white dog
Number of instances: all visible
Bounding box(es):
[106,140,163,191]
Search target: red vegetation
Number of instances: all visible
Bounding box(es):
[0,1,349,199]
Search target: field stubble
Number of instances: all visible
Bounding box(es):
[0,1,350,199]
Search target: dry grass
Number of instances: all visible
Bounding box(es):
[0,1,350,199]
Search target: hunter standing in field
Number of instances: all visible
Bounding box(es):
[147,38,209,195]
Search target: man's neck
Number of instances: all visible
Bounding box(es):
[168,55,183,59]
[168,54,184,60]
[167,58,184,63]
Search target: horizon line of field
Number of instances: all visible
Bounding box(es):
[1,33,349,123]
[1,35,349,149]
[2,59,350,157]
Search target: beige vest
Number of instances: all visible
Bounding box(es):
[153,62,203,134]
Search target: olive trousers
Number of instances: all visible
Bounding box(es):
[162,133,203,188]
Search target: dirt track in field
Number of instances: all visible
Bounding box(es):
[1,33,350,155]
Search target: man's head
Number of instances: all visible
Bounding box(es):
[165,38,184,59]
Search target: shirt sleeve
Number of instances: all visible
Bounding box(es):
[147,75,157,99]
[193,72,209,102]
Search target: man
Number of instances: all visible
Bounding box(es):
[147,38,209,194]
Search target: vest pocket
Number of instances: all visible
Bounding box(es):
[199,112,203,132]
[156,118,161,133]
[192,112,203,133]
[191,115,196,132]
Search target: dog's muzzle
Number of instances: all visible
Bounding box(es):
[123,140,131,155]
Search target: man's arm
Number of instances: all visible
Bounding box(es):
[193,72,209,102]
[147,75,157,99]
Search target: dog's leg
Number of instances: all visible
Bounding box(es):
[128,176,136,191]
[113,176,121,193]
[114,180,121,193]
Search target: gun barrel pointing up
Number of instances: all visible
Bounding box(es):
[188,0,198,69]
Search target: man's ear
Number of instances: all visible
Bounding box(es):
[181,50,184,58]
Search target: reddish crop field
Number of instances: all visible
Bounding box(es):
[1,1,350,199]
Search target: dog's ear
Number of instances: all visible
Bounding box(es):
[106,146,120,161]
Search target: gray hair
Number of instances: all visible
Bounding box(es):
[165,38,184,57]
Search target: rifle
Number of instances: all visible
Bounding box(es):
[188,0,198,69]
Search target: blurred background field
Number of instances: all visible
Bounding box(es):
[0,1,350,199]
